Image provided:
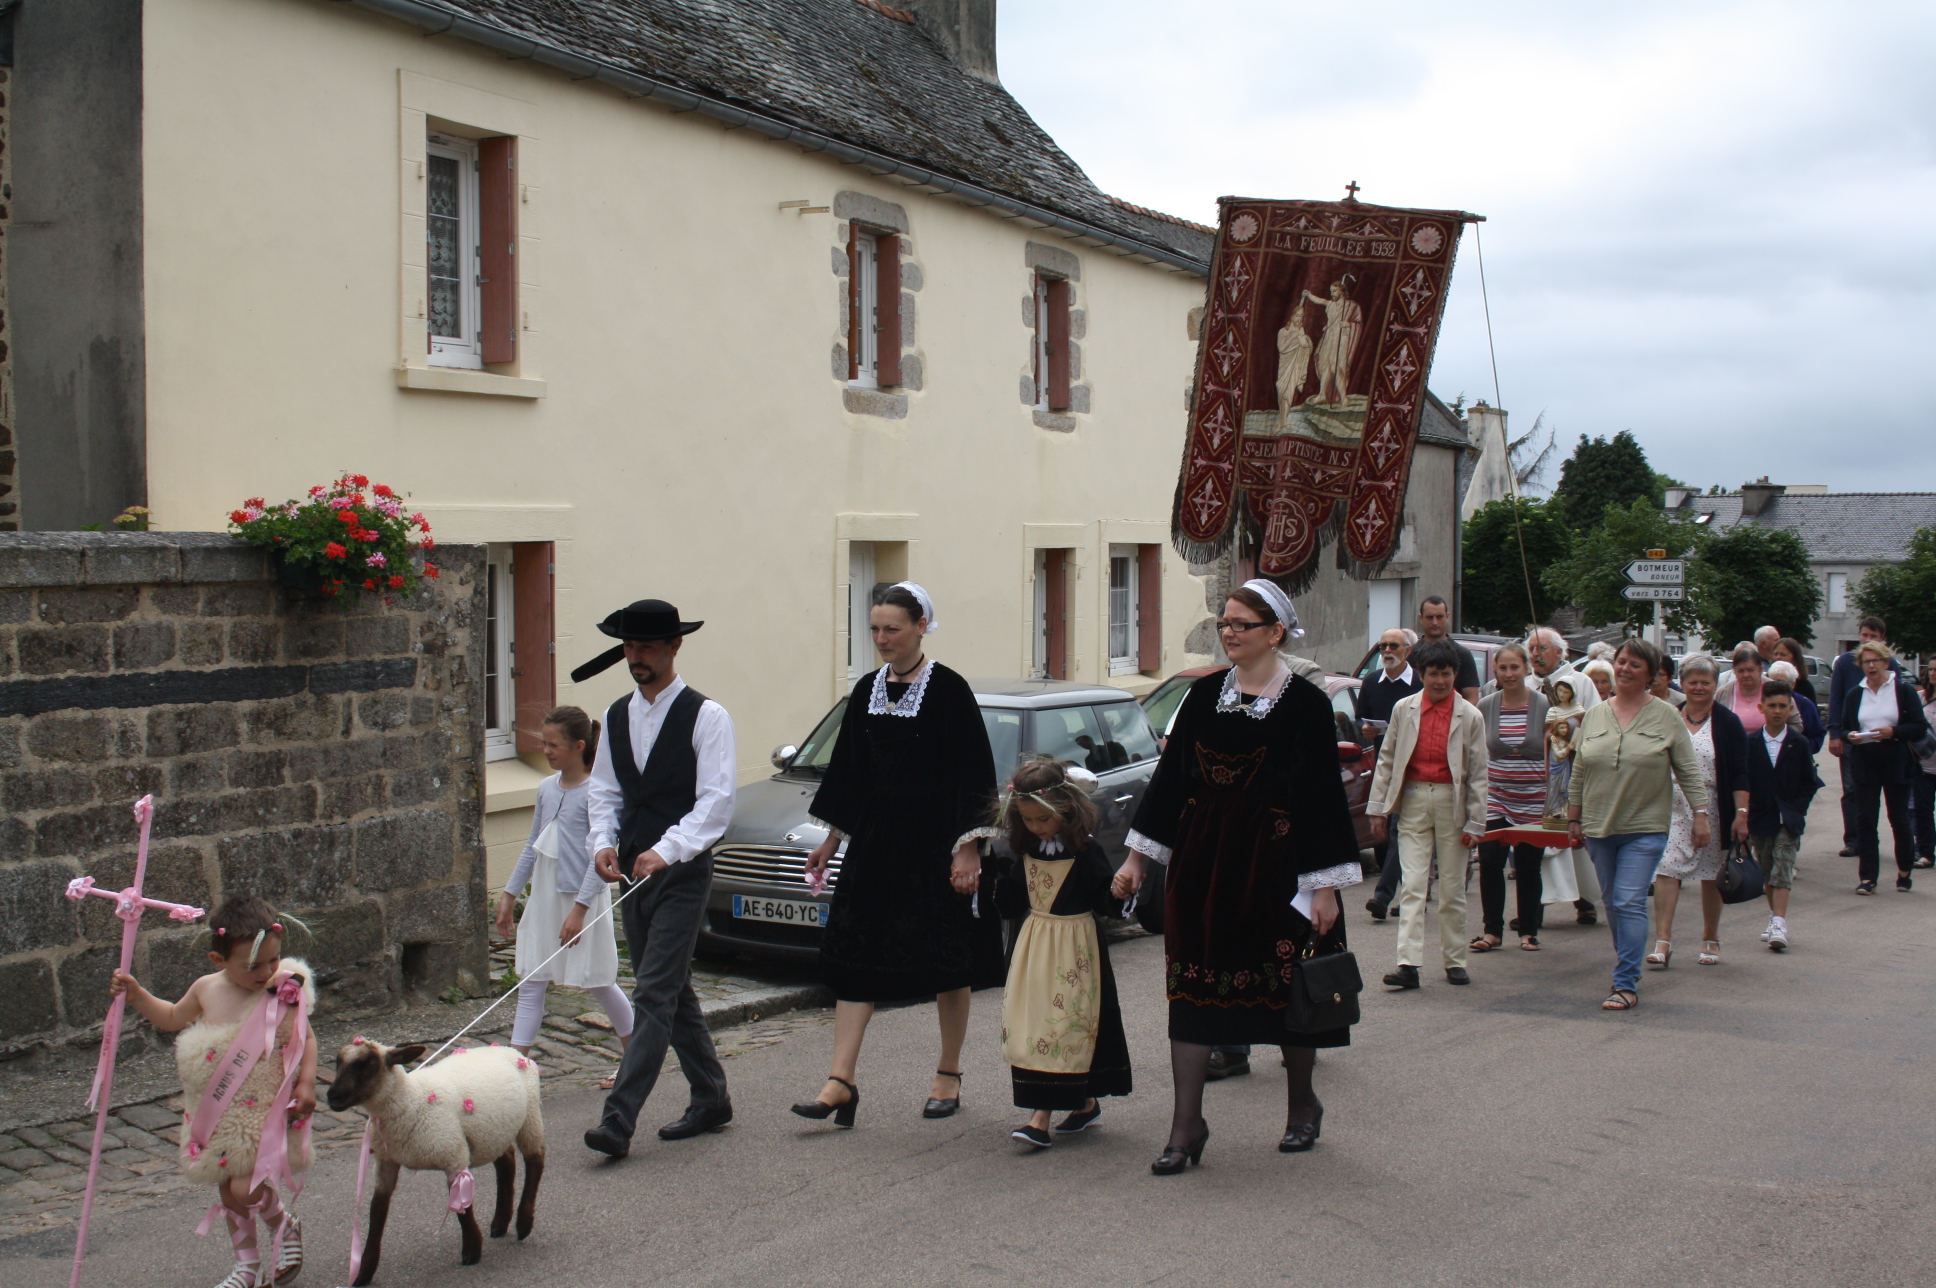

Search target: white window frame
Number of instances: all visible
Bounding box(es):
[1032,273,1051,409]
[483,545,516,761]
[1827,571,1849,614]
[851,231,880,388]
[1108,545,1140,676]
[1031,549,1050,680]
[427,133,484,370]
[847,542,877,681]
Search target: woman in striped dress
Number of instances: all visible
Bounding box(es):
[1474,644,1552,951]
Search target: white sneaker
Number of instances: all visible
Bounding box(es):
[1759,918,1775,942]
[1768,924,1789,952]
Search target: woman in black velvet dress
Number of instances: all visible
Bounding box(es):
[1116,580,1362,1173]
[790,583,1001,1128]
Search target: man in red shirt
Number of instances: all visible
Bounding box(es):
[1367,641,1491,989]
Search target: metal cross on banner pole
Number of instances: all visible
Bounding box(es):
[63,794,206,1288]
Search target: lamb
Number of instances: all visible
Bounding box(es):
[325,1038,544,1286]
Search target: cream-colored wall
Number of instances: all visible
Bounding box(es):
[141,0,1208,800]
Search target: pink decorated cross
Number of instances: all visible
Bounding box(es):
[64,794,205,1288]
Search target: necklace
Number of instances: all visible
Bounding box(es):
[890,654,926,679]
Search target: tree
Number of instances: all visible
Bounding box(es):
[1461,498,1571,634]
[1543,498,1700,632]
[1508,411,1559,494]
[1853,527,1936,658]
[1685,526,1822,649]
[1551,430,1657,531]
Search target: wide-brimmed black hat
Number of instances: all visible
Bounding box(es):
[571,600,702,683]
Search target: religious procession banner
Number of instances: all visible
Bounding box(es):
[1173,196,1479,589]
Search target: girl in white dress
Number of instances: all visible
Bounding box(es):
[494,707,634,1084]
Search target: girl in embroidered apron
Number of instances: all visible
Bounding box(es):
[110,896,317,1288]
[493,707,634,1088]
[979,758,1132,1150]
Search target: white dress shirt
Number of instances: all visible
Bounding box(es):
[1857,679,1900,735]
[587,676,738,864]
[1762,725,1787,764]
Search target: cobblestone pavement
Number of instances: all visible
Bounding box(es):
[0,935,833,1244]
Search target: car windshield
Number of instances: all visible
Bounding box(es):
[790,699,846,774]
[1142,674,1196,738]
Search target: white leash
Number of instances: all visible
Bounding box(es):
[414,873,653,1069]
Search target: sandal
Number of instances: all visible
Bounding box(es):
[599,1073,618,1090]
[1601,989,1637,1011]
[1645,940,1672,968]
[1519,935,1541,951]
[1468,934,1503,953]
[1698,940,1720,965]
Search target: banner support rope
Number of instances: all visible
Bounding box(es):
[1473,223,1542,631]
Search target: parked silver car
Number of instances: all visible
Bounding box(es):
[696,679,1163,962]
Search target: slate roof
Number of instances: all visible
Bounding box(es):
[1677,492,1936,564]
[361,0,1213,269]
[1415,390,1469,449]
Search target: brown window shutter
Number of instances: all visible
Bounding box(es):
[847,223,861,381]
[1137,545,1162,674]
[1046,277,1072,411]
[875,233,902,387]
[511,541,555,754]
[478,135,518,364]
[1044,549,1070,681]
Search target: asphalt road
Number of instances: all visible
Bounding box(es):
[9,777,1934,1288]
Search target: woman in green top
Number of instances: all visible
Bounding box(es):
[1565,638,1710,1011]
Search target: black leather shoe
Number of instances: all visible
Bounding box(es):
[1445,967,1471,985]
[923,1070,963,1119]
[1365,898,1389,922]
[1279,1104,1324,1153]
[1205,1050,1251,1080]
[658,1101,733,1140]
[1840,846,1859,858]
[1151,1124,1210,1175]
[1011,1123,1052,1149]
[1898,876,1914,893]
[1054,1103,1102,1135]
[583,1125,630,1158]
[1383,965,1420,990]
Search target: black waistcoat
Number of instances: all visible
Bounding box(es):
[605,684,706,861]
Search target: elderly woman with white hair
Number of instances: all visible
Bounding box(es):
[1648,653,1749,968]
[1767,660,1826,752]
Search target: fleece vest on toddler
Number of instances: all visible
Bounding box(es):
[606,685,706,863]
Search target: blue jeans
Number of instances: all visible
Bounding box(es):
[1585,832,1668,993]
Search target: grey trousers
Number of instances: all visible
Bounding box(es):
[598,857,728,1139]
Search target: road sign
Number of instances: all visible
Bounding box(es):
[1622,584,1684,601]
[1624,560,1684,584]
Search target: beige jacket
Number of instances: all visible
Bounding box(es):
[1367,691,1491,836]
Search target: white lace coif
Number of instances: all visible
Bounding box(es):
[890,581,939,635]
[1239,578,1304,638]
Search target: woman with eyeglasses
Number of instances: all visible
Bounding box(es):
[1115,581,1361,1173]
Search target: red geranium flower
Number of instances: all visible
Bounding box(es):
[389,575,405,589]
[364,579,377,590]
[351,474,369,487]
[420,536,435,550]
[324,542,347,560]
[373,484,394,498]
[245,497,266,509]
[229,510,250,524]
[337,510,356,524]
[423,564,440,579]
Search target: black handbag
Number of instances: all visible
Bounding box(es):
[1283,944,1364,1035]
[1716,839,1765,905]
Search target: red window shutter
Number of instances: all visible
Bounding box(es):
[478,135,518,364]
[847,223,861,381]
[1044,549,1070,681]
[875,233,902,387]
[1046,277,1072,411]
[511,541,555,754]
[1138,545,1161,674]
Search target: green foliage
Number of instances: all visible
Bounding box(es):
[1461,498,1572,634]
[1552,431,1657,531]
[1853,528,1936,658]
[1684,526,1821,649]
[1543,499,1700,631]
[1649,473,1685,506]
[227,472,436,604]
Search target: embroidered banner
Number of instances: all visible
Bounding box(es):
[1173,196,1476,588]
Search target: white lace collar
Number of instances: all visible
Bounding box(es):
[1031,835,1065,857]
[868,659,934,718]
[1216,664,1292,720]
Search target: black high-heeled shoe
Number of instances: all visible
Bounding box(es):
[1151,1123,1210,1175]
[923,1070,963,1119]
[1279,1103,1324,1153]
[790,1076,859,1128]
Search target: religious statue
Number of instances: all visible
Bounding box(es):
[1300,276,1364,406]
[1543,678,1584,828]
[1274,303,1315,427]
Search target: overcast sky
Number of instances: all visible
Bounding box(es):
[1001,1,1936,495]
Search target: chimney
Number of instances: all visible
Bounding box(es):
[1740,477,1784,518]
[1662,486,1691,510]
[901,0,999,84]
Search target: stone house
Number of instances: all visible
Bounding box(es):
[1663,482,1936,657]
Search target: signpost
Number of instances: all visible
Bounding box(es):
[1626,549,1684,649]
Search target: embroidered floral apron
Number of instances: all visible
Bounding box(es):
[1001,856,1102,1073]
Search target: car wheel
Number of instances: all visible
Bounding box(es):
[1135,863,1166,935]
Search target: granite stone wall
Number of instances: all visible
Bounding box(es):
[0,533,485,1060]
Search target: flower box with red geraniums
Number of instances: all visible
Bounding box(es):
[227,473,437,603]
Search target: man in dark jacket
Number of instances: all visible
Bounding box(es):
[1747,681,1819,953]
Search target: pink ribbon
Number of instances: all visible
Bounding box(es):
[344,1116,377,1285]
[447,1168,475,1213]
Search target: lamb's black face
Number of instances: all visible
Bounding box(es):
[327,1040,427,1111]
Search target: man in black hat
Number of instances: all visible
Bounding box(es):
[577,600,738,1157]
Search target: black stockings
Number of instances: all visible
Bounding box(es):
[1168,1041,1322,1147]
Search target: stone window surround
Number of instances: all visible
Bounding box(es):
[1021,240,1090,434]
[398,72,546,400]
[831,191,923,420]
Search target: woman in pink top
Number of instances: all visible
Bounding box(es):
[1728,644,1768,735]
